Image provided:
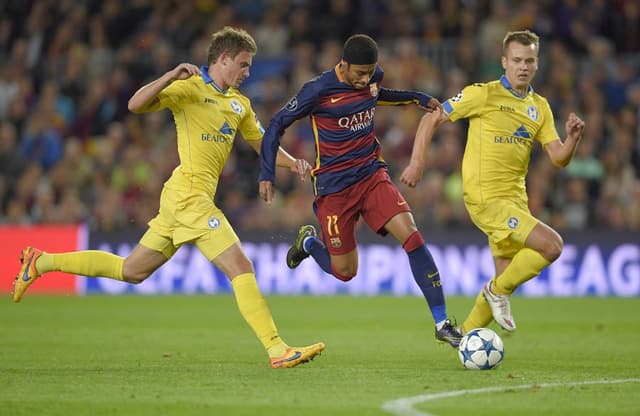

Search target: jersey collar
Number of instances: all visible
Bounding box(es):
[500,74,533,98]
[200,65,228,93]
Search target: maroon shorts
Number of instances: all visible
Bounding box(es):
[314,169,411,255]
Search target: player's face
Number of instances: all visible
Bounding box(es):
[222,51,253,89]
[342,62,376,89]
[501,41,538,92]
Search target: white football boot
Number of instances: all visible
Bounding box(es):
[482,280,516,331]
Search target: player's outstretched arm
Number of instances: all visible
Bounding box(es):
[248,140,310,180]
[377,88,441,112]
[258,150,310,204]
[400,107,448,188]
[128,63,200,114]
[418,97,443,113]
[543,112,585,168]
[250,140,311,204]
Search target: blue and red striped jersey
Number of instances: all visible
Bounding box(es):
[259,64,432,196]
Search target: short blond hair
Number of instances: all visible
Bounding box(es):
[502,30,539,55]
[207,26,257,64]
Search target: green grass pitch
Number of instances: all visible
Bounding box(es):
[1,295,639,415]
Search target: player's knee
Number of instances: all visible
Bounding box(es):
[123,272,149,284]
[122,265,152,284]
[331,265,356,282]
[542,234,563,262]
[333,271,356,282]
[549,235,564,261]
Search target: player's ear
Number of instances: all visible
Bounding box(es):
[501,55,507,70]
[216,52,229,66]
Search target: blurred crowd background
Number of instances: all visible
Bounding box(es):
[1,0,639,234]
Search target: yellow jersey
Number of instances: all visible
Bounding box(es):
[157,67,264,199]
[443,75,558,204]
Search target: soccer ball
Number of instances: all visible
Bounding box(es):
[458,327,505,370]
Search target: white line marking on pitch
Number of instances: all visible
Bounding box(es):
[382,378,640,416]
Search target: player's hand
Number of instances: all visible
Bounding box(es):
[419,97,442,113]
[259,181,274,204]
[400,162,424,188]
[289,158,312,181]
[565,112,585,140]
[168,63,200,81]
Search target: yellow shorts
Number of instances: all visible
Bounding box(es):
[140,187,239,261]
[465,198,539,258]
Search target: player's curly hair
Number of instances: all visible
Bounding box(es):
[207,26,257,64]
[502,30,539,55]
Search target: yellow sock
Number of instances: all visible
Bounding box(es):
[37,251,124,280]
[231,273,288,358]
[462,290,493,334]
[493,248,550,295]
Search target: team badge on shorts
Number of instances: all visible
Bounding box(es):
[507,216,519,229]
[208,217,221,229]
[329,237,342,249]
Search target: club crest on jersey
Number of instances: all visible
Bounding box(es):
[507,216,519,229]
[527,105,538,121]
[208,217,221,229]
[230,100,243,114]
[369,83,378,97]
[329,237,342,249]
[285,96,298,111]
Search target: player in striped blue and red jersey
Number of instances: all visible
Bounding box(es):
[259,34,462,347]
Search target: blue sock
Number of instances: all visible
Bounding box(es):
[305,237,332,274]
[407,245,448,324]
